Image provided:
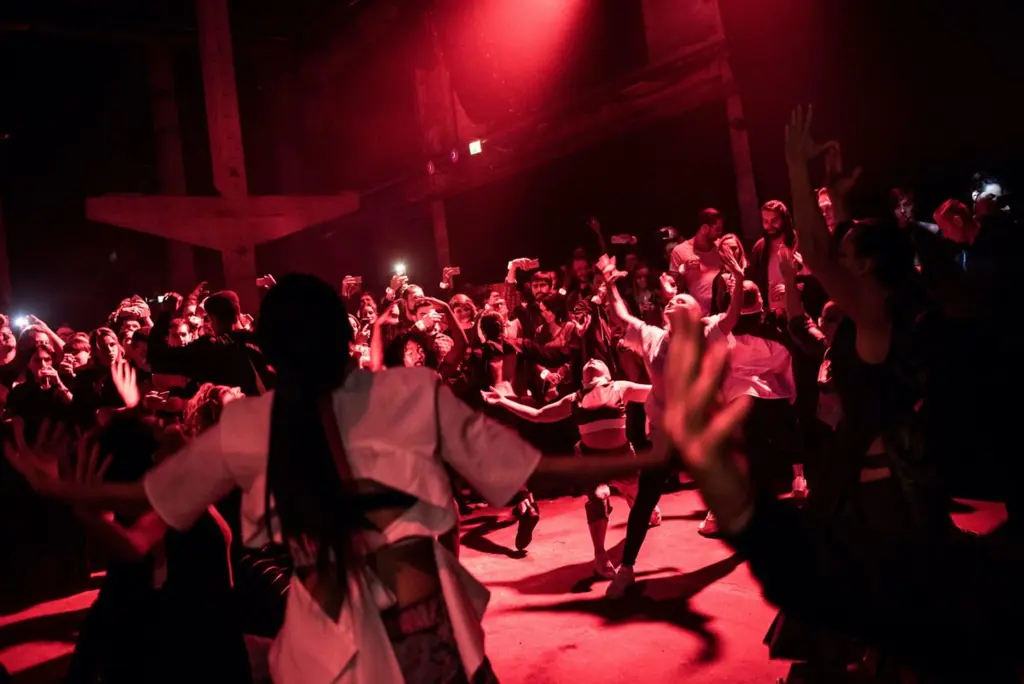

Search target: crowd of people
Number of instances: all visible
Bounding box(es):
[1,106,1022,683]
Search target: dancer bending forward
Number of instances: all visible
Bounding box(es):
[483,359,658,579]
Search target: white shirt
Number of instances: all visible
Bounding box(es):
[622,318,669,428]
[705,314,796,403]
[143,367,541,684]
[669,239,721,315]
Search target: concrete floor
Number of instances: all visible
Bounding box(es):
[464,487,786,684]
[0,491,1006,683]
[466,489,1006,683]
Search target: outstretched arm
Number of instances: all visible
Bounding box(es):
[482,392,573,423]
[617,381,651,404]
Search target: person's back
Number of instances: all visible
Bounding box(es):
[145,358,540,683]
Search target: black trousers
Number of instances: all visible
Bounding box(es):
[620,465,672,567]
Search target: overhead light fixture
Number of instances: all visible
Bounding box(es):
[468,140,483,155]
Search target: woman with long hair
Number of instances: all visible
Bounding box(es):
[7,273,664,683]
[69,327,128,427]
[4,342,74,439]
[772,107,952,682]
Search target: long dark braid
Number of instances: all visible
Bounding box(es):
[258,274,360,579]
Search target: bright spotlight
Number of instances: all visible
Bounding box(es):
[469,140,483,155]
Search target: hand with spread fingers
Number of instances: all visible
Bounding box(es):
[3,417,71,496]
[110,359,140,409]
[663,307,755,536]
[73,435,112,489]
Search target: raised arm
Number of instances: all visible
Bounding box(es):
[784,107,886,331]
[5,408,240,524]
[714,252,746,336]
[617,381,651,404]
[595,254,643,331]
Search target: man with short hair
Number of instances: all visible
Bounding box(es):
[147,290,274,396]
[669,208,724,314]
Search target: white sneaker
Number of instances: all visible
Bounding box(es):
[605,564,635,598]
[648,506,662,527]
[791,465,809,499]
[697,511,720,538]
[791,475,809,499]
[594,555,616,579]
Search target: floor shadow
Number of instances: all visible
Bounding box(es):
[491,540,678,596]
[515,554,744,663]
[460,513,502,529]
[611,510,708,529]
[460,516,524,559]
[633,553,743,602]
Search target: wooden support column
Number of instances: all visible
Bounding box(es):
[196,0,247,199]
[431,199,451,270]
[0,200,11,311]
[708,0,761,247]
[723,60,761,247]
[221,244,258,306]
[87,5,362,290]
[147,43,198,292]
[195,0,257,310]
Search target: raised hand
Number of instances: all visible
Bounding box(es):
[595,254,626,284]
[3,418,70,495]
[422,310,444,331]
[480,390,502,405]
[784,105,819,166]
[823,140,862,204]
[663,307,754,535]
[441,266,461,287]
[721,250,744,277]
[341,276,361,298]
[660,272,678,297]
[110,359,140,409]
[776,242,798,280]
[379,303,401,327]
[73,435,112,488]
[388,274,409,293]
